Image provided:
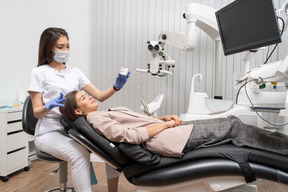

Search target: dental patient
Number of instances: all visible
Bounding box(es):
[60,91,288,158]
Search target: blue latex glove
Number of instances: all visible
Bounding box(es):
[45,92,66,110]
[113,70,130,89]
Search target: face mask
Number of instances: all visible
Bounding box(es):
[52,50,71,63]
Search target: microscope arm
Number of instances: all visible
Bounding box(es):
[158,3,220,51]
[137,3,219,77]
[158,31,192,51]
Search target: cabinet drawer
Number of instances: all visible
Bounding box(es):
[6,121,22,133]
[7,111,22,122]
[6,148,28,174]
[7,131,28,152]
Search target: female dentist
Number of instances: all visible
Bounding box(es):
[28,27,128,192]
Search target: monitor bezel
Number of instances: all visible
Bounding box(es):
[215,0,282,56]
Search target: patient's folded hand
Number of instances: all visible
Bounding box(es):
[166,120,176,128]
[164,115,183,126]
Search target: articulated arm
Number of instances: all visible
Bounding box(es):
[136,3,219,76]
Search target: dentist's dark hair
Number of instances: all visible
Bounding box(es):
[59,91,79,120]
[38,27,69,66]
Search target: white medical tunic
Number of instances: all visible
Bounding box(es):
[28,65,90,136]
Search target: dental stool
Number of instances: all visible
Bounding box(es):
[22,95,74,192]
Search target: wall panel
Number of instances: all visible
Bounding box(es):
[92,0,287,124]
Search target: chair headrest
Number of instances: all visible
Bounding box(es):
[60,116,75,134]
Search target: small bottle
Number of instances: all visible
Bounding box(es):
[120,67,128,76]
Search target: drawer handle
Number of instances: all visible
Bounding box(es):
[7,147,26,155]
[8,119,22,124]
[7,130,24,135]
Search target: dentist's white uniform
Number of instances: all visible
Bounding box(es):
[28,64,92,192]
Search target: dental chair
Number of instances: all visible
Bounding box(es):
[61,116,288,192]
[22,95,74,192]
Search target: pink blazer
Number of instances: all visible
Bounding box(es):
[87,107,193,157]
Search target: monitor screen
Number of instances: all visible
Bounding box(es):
[215,0,282,56]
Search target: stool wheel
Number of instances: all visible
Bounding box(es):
[1,176,9,182]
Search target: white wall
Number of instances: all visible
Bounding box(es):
[92,0,286,107]
[0,0,92,102]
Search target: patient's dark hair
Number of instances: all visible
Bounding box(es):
[59,91,79,120]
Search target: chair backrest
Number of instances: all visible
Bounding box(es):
[22,95,38,136]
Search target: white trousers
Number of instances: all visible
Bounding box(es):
[35,131,92,192]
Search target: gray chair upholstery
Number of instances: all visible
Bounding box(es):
[22,95,74,192]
